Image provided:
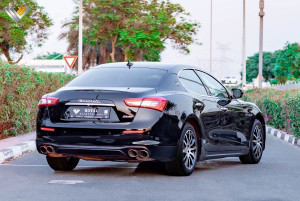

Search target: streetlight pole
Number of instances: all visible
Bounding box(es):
[258,0,264,88]
[242,0,246,89]
[78,0,83,75]
[210,0,213,74]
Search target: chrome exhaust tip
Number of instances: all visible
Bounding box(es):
[46,146,55,154]
[128,149,138,157]
[139,150,150,158]
[40,146,47,154]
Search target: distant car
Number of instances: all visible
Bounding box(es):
[221,76,238,84]
[36,62,265,176]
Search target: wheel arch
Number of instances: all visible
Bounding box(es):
[183,114,203,157]
[254,113,266,150]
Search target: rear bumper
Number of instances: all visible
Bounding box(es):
[36,110,181,162]
[36,139,177,162]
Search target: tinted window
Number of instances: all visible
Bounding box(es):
[66,68,167,88]
[179,69,203,84]
[180,79,207,95]
[179,69,207,95]
[196,71,229,98]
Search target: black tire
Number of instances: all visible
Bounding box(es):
[239,120,264,164]
[164,123,198,176]
[46,156,79,171]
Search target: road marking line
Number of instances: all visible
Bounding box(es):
[48,180,85,185]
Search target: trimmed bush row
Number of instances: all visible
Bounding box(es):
[0,61,75,138]
[243,88,300,137]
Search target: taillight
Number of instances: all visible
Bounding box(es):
[124,97,167,112]
[40,127,55,132]
[122,130,145,134]
[38,96,59,108]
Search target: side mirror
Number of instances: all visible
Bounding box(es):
[217,98,231,106]
[232,88,243,99]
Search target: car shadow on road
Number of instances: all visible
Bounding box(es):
[53,159,242,177]
[195,159,242,171]
[59,161,167,176]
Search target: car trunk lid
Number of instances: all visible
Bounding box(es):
[48,87,157,123]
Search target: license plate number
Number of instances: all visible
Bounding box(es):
[67,107,110,119]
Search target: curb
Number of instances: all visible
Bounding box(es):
[266,125,300,147]
[0,140,36,164]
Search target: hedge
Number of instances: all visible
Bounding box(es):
[243,88,300,137]
[0,61,75,139]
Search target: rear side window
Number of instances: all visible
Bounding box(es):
[178,69,207,95]
[179,69,203,84]
[66,67,167,88]
[196,71,229,98]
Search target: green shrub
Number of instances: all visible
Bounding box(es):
[243,88,300,137]
[270,79,279,85]
[0,61,75,138]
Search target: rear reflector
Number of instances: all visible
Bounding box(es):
[41,127,55,132]
[122,130,145,134]
[124,97,167,112]
[38,96,59,108]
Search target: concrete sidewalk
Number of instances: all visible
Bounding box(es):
[0,132,36,150]
[0,132,36,164]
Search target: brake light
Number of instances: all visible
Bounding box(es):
[41,127,55,132]
[124,97,167,112]
[38,96,59,108]
[122,130,145,134]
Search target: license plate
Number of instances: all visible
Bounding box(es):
[66,107,110,119]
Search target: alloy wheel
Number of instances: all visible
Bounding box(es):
[182,130,197,170]
[252,125,263,159]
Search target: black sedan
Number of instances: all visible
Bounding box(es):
[36,62,265,176]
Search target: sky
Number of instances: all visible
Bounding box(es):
[21,0,300,79]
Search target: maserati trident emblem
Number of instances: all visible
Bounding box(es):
[3,6,30,23]
[73,109,80,114]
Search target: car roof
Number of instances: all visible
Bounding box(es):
[94,62,204,74]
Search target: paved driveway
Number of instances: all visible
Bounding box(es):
[0,134,299,201]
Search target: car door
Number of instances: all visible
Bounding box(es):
[178,69,221,152]
[220,99,248,151]
[223,98,252,150]
[195,70,243,151]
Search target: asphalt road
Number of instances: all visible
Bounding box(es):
[0,134,299,201]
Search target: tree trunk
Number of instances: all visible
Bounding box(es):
[110,35,118,62]
[98,46,107,64]
[1,47,12,62]
[124,52,128,62]
[10,54,23,65]
[1,46,23,64]
[110,45,115,62]
[123,45,132,62]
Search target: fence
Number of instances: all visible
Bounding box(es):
[268,82,300,90]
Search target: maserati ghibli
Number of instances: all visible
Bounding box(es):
[36,62,265,176]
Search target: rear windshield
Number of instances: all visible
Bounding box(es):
[66,67,167,88]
